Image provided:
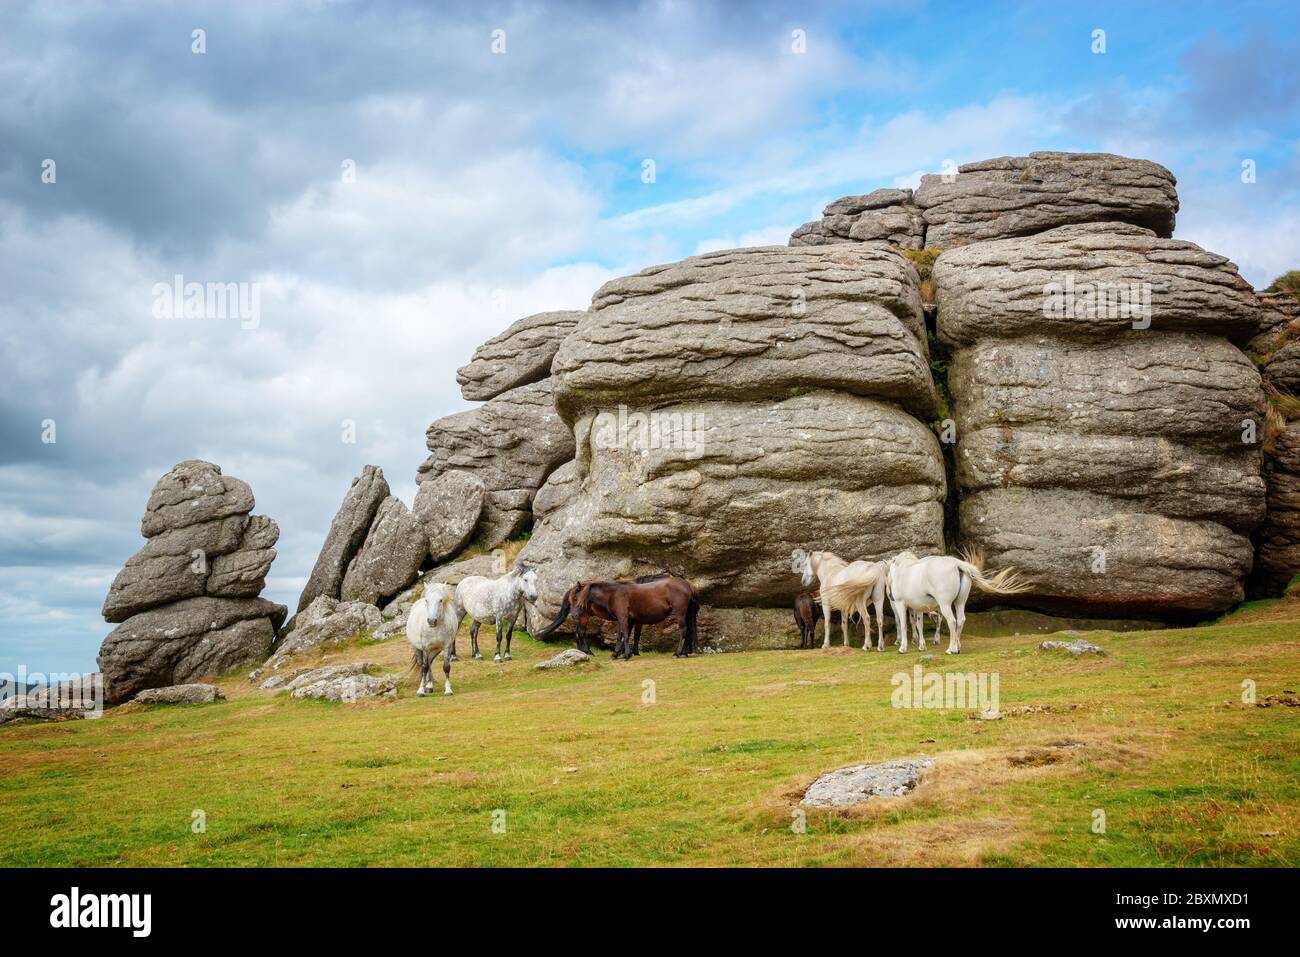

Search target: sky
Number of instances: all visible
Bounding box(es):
[2,0,1298,677]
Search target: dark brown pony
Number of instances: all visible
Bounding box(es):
[535,573,700,659]
[794,591,822,649]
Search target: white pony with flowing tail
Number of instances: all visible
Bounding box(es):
[791,549,885,649]
[455,561,540,663]
[801,554,891,651]
[884,548,1030,654]
[407,582,464,696]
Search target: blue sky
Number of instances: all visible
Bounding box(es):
[1,0,1298,677]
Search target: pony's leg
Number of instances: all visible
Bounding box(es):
[416,648,428,697]
[470,620,482,659]
[892,600,909,653]
[503,613,517,661]
[820,598,833,649]
[941,602,960,655]
[874,596,886,650]
[442,647,453,696]
[633,624,642,656]
[915,610,927,652]
[493,620,504,663]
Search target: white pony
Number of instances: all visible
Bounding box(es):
[455,562,540,663]
[885,549,1029,654]
[407,582,464,697]
[791,549,888,649]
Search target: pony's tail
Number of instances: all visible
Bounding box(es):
[532,591,571,640]
[956,545,1031,596]
[819,564,885,615]
[409,646,427,677]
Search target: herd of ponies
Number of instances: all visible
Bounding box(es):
[406,548,1028,697]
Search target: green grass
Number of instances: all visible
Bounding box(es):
[2,606,1298,867]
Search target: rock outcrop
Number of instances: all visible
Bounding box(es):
[296,465,389,613]
[99,596,286,704]
[102,461,278,622]
[417,379,574,548]
[268,595,383,665]
[915,152,1178,248]
[413,470,485,563]
[98,462,285,703]
[340,496,429,605]
[935,223,1267,616]
[456,310,584,400]
[521,244,947,636]
[1246,291,1300,594]
[789,189,924,249]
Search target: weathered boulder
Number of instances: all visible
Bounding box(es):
[207,515,279,598]
[297,465,389,613]
[935,224,1266,617]
[551,245,937,421]
[523,244,947,640]
[789,188,925,249]
[535,649,593,670]
[915,152,1178,248]
[456,310,584,400]
[98,596,287,704]
[416,379,574,548]
[1246,292,1300,594]
[413,470,485,563]
[268,595,383,665]
[287,665,397,702]
[1040,639,1105,656]
[102,514,248,621]
[101,461,278,622]
[132,683,224,705]
[139,459,255,537]
[801,759,933,808]
[340,496,429,605]
[934,223,1261,345]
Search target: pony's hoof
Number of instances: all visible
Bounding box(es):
[503,653,512,661]
[493,655,502,663]
[473,653,482,660]
[945,649,959,655]
[444,689,453,696]
[417,689,426,697]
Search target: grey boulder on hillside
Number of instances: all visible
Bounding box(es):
[296,464,389,613]
[412,470,485,562]
[455,310,584,400]
[97,461,285,703]
[340,496,429,606]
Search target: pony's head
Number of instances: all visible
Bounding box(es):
[569,581,595,618]
[791,548,813,587]
[514,562,540,603]
[424,583,452,627]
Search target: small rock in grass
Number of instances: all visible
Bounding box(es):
[800,758,933,808]
[1040,638,1105,656]
[535,649,593,670]
[132,683,224,705]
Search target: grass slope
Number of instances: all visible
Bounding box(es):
[2,603,1297,867]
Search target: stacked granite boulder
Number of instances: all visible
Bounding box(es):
[934,224,1266,616]
[98,460,286,703]
[416,311,581,549]
[518,244,948,642]
[791,152,1180,251]
[1246,291,1300,594]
